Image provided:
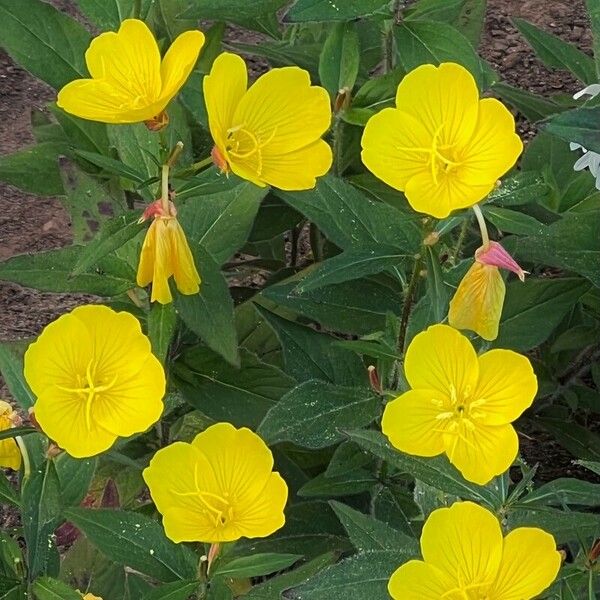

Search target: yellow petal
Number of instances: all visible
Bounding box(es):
[234,472,288,539]
[162,506,239,544]
[404,168,494,219]
[382,389,446,457]
[448,262,505,341]
[395,63,479,150]
[169,220,200,296]
[151,219,175,304]
[34,387,117,458]
[242,139,332,191]
[57,79,166,124]
[460,98,523,187]
[203,52,248,151]
[191,423,276,503]
[445,422,519,485]
[388,560,453,600]
[137,219,157,288]
[85,19,161,101]
[24,311,93,396]
[93,354,165,437]
[421,501,503,587]
[159,30,205,103]
[233,66,331,156]
[404,324,479,399]
[361,108,433,191]
[143,441,215,516]
[489,528,561,600]
[473,349,537,426]
[0,432,21,470]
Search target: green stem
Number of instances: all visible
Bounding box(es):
[397,255,423,354]
[332,115,344,177]
[309,222,324,263]
[452,217,470,264]
[175,155,214,178]
[161,164,170,213]
[472,203,489,247]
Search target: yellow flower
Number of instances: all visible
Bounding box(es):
[449,241,526,341]
[203,52,332,190]
[143,422,288,543]
[81,594,102,600]
[57,19,204,125]
[389,501,561,600]
[24,305,165,458]
[136,200,201,304]
[0,401,21,470]
[381,324,536,485]
[361,63,522,218]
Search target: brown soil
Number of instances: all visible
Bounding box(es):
[0,0,595,480]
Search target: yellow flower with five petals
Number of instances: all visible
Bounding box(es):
[389,501,561,600]
[361,62,522,218]
[57,19,204,125]
[382,324,537,485]
[203,52,332,190]
[24,305,165,458]
[0,401,21,470]
[143,422,288,543]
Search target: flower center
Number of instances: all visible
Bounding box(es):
[432,384,487,460]
[225,124,277,175]
[394,123,463,185]
[56,359,118,431]
[173,465,236,529]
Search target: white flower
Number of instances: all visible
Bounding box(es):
[570,84,600,190]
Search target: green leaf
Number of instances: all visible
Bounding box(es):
[348,429,501,508]
[0,0,90,89]
[181,0,286,21]
[486,172,549,207]
[257,307,366,385]
[0,344,35,410]
[148,302,177,365]
[493,82,564,122]
[299,470,378,498]
[330,501,418,553]
[175,248,239,365]
[0,246,136,296]
[74,0,147,29]
[285,0,392,22]
[244,553,337,600]
[394,20,496,90]
[64,508,197,582]
[71,212,143,277]
[508,506,600,543]
[108,124,161,198]
[546,105,600,155]
[482,206,545,236]
[50,104,110,156]
[179,181,267,265]
[495,277,591,350]
[215,554,301,579]
[234,501,350,558]
[259,380,380,449]
[513,17,596,84]
[261,278,402,335]
[288,549,408,600]
[539,418,600,461]
[55,454,96,507]
[22,461,62,580]
[146,581,200,600]
[520,478,600,507]
[59,159,127,244]
[276,175,421,253]
[0,143,64,196]
[326,441,374,478]
[296,248,408,293]
[32,577,81,600]
[0,427,36,442]
[319,22,360,97]
[74,150,147,184]
[587,0,600,80]
[176,347,294,429]
[0,472,19,508]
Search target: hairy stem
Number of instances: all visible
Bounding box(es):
[397,255,423,354]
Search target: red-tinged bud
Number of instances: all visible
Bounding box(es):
[475,241,526,282]
[368,365,383,394]
[100,479,120,508]
[144,110,169,132]
[139,199,177,223]
[334,87,351,114]
[211,145,229,174]
[590,539,600,562]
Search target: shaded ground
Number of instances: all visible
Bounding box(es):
[0,0,595,480]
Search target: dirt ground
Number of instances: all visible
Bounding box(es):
[0,0,594,479]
